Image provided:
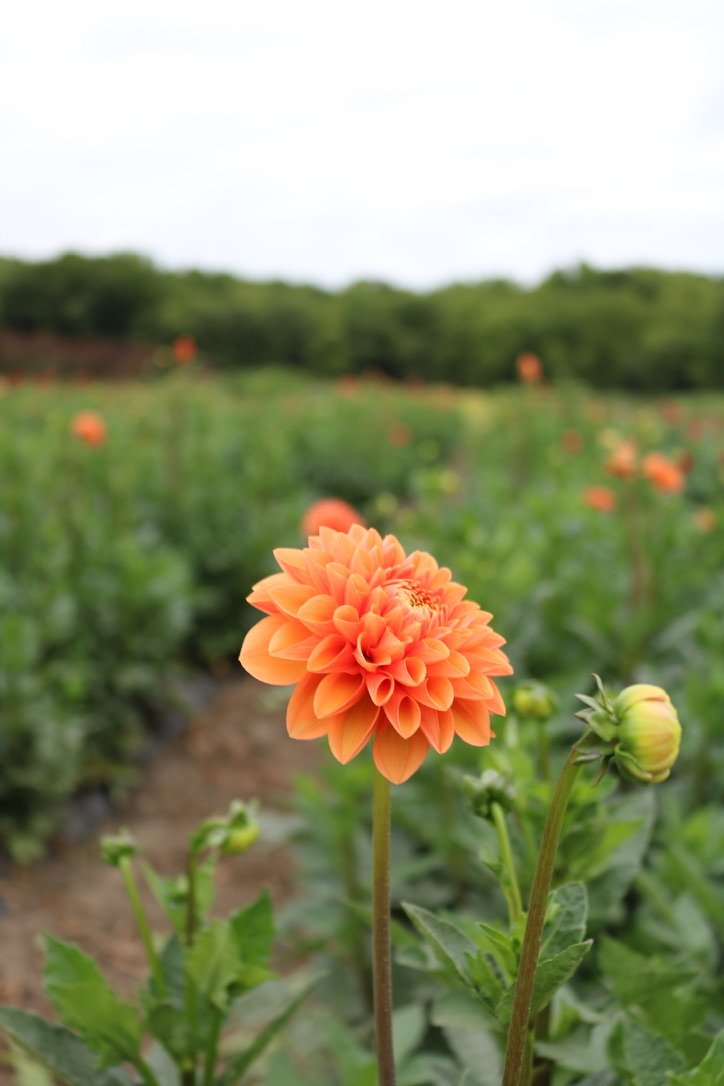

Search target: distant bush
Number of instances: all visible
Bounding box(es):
[1,254,722,389]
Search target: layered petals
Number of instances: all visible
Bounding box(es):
[239,525,512,783]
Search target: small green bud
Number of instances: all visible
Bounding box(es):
[222,822,260,855]
[613,684,682,784]
[189,800,260,855]
[100,829,138,867]
[462,769,516,821]
[512,681,557,721]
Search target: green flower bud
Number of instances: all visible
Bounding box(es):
[612,684,682,784]
[462,768,516,821]
[512,681,557,721]
[222,822,260,855]
[100,830,138,867]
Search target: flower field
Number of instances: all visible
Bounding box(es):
[1,367,723,1084]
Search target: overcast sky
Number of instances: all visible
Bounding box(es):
[2,1,723,289]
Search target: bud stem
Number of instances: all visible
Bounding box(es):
[501,749,582,1086]
[372,768,396,1086]
[491,801,523,926]
[118,856,167,997]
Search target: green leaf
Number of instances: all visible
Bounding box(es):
[621,1018,686,1085]
[402,903,476,985]
[216,979,317,1086]
[392,1004,426,1065]
[229,888,275,967]
[540,883,588,960]
[599,937,698,1007]
[667,1030,724,1085]
[145,1042,181,1086]
[441,1018,502,1086]
[185,921,240,1011]
[496,941,593,1024]
[7,1045,54,1086]
[0,1008,133,1086]
[475,923,517,980]
[41,936,141,1065]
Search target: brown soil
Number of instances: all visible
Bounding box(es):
[0,678,320,1081]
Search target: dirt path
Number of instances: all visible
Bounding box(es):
[0,678,320,1077]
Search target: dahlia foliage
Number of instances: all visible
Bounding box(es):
[240,525,512,783]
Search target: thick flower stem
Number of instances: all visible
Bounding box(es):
[501,751,582,1086]
[372,768,396,1086]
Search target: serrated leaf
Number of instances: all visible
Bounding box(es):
[403,903,476,986]
[0,1008,133,1086]
[41,936,141,1065]
[540,883,588,960]
[667,1030,724,1084]
[496,941,593,1024]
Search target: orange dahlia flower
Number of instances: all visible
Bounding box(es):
[642,452,685,494]
[172,334,197,364]
[301,498,366,538]
[582,485,617,513]
[604,439,637,479]
[516,352,543,384]
[239,525,512,783]
[70,410,106,446]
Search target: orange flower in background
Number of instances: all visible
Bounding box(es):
[239,525,512,783]
[516,352,543,384]
[605,439,637,479]
[693,507,716,533]
[582,485,617,513]
[172,334,197,364]
[561,428,584,454]
[642,452,685,494]
[387,422,412,447]
[70,410,106,446]
[301,498,366,538]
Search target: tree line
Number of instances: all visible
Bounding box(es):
[0,252,722,388]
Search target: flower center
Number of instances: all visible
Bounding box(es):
[388,578,441,617]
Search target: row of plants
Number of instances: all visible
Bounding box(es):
[1,253,723,388]
[1,367,722,1082]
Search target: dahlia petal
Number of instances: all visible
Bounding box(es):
[432,650,471,678]
[273,547,308,581]
[389,656,426,686]
[454,673,494,699]
[327,696,379,763]
[345,573,372,611]
[450,699,493,746]
[307,634,355,673]
[240,616,307,685]
[416,638,451,662]
[268,619,318,660]
[296,593,338,633]
[420,707,455,754]
[286,675,330,739]
[303,550,334,593]
[485,683,507,716]
[333,604,361,642]
[247,572,290,614]
[373,727,430,784]
[393,695,421,738]
[367,672,395,706]
[326,562,352,603]
[268,581,317,618]
[419,675,455,711]
[313,672,366,718]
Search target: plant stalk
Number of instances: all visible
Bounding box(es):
[491,801,522,926]
[501,750,582,1086]
[372,768,396,1086]
[119,857,167,997]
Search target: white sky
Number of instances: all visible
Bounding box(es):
[1,0,723,288]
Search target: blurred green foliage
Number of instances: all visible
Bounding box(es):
[1,253,723,388]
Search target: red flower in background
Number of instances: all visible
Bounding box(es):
[172,334,197,364]
[239,526,512,783]
[70,410,106,446]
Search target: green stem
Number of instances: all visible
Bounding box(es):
[202,1007,223,1086]
[119,858,167,997]
[183,848,199,1086]
[133,1056,162,1086]
[491,802,522,926]
[372,769,396,1086]
[501,751,582,1086]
